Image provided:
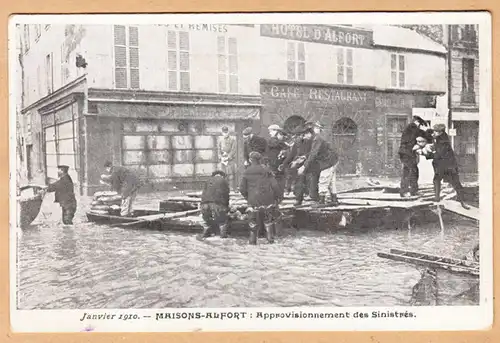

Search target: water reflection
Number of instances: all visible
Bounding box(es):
[16,192,479,309]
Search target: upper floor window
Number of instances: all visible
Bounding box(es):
[287,41,305,81]
[34,25,41,41]
[23,25,30,52]
[337,48,353,84]
[390,53,405,88]
[217,36,238,93]
[461,58,475,104]
[114,25,140,89]
[167,30,190,91]
[461,25,477,42]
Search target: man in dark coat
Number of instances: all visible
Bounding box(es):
[266,124,289,201]
[44,165,77,225]
[242,127,268,167]
[104,161,142,217]
[302,122,341,205]
[198,170,231,240]
[429,124,470,209]
[240,152,281,245]
[398,116,432,197]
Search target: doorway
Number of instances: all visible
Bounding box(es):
[332,117,358,175]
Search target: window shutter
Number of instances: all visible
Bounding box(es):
[114,25,126,45]
[129,26,139,46]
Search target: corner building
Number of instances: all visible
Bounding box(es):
[258,24,446,176]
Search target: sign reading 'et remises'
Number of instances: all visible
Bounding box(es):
[260,24,373,48]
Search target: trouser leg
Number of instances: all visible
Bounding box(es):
[400,160,410,195]
[308,171,321,201]
[409,161,420,195]
[433,174,442,202]
[62,205,76,225]
[294,173,307,204]
[448,171,470,208]
[120,189,137,216]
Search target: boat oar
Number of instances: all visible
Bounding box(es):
[114,209,201,228]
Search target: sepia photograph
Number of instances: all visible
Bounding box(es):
[9,12,492,332]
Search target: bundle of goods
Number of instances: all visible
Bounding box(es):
[90,191,122,214]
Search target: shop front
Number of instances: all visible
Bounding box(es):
[260,80,377,176]
[83,89,261,195]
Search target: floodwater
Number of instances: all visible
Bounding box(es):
[16,190,479,310]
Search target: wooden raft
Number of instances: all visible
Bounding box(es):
[439,200,479,221]
[377,248,479,277]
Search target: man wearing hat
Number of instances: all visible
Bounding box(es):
[104,161,142,217]
[242,127,268,168]
[43,165,77,225]
[266,124,289,200]
[429,124,470,209]
[398,116,432,197]
[218,126,238,190]
[297,124,340,205]
[239,151,281,245]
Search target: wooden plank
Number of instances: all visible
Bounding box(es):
[389,249,479,269]
[114,209,201,227]
[440,200,480,221]
[377,252,479,277]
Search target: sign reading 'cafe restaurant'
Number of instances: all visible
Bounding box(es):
[260,24,373,48]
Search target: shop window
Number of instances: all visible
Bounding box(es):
[194,135,214,149]
[217,36,239,93]
[58,139,75,154]
[336,48,354,84]
[147,135,170,150]
[44,120,77,180]
[173,164,194,176]
[149,164,171,178]
[390,53,405,88]
[167,30,190,91]
[123,151,146,164]
[461,58,475,104]
[136,121,159,132]
[205,122,235,134]
[195,163,215,176]
[287,41,305,81]
[160,122,178,132]
[114,25,140,89]
[123,136,145,150]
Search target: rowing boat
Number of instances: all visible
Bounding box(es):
[17,185,45,229]
[378,247,479,306]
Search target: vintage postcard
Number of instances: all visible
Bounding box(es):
[9,12,492,333]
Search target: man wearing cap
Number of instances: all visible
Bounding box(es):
[297,123,340,205]
[104,161,142,217]
[218,126,238,190]
[429,124,470,209]
[239,151,281,245]
[242,127,268,168]
[266,124,289,200]
[398,116,432,197]
[43,165,77,225]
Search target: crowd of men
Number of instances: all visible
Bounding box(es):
[39,116,470,246]
[200,121,340,245]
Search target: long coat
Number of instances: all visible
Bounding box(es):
[303,136,339,173]
[244,135,268,162]
[431,132,459,177]
[201,176,230,207]
[282,137,312,168]
[398,123,432,161]
[266,137,288,174]
[239,164,281,207]
[47,174,77,208]
[110,166,141,198]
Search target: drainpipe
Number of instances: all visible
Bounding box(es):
[447,25,454,147]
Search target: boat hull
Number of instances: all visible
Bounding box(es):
[18,185,44,229]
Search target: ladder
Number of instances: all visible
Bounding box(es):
[377,248,479,277]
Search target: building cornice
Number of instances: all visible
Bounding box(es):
[87,88,262,106]
[21,74,87,114]
[373,44,447,57]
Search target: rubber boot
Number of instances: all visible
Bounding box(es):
[196,226,212,241]
[433,181,441,203]
[265,223,275,244]
[249,229,257,245]
[330,193,339,206]
[456,190,471,210]
[220,224,228,238]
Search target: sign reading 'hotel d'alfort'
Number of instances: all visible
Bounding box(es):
[260,24,373,48]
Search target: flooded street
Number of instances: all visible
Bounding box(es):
[16,189,479,310]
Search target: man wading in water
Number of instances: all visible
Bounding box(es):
[103,161,142,217]
[240,152,281,245]
[197,170,231,240]
[42,165,77,225]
